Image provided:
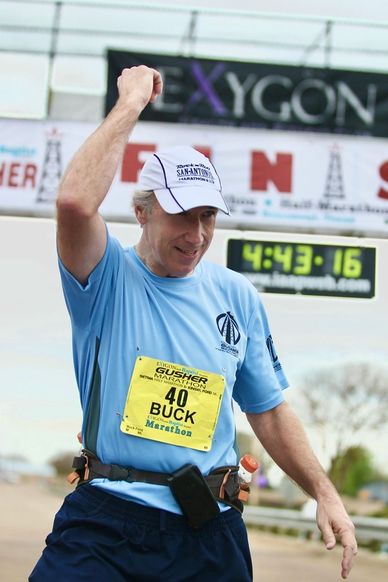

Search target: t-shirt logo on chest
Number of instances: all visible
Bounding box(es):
[216,311,241,358]
[216,311,241,345]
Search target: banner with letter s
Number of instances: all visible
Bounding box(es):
[1,118,388,236]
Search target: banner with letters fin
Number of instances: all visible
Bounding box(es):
[1,118,388,236]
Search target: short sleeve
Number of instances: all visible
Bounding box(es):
[58,233,122,328]
[233,295,289,413]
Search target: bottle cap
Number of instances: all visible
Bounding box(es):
[240,454,259,473]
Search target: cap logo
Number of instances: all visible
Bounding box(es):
[176,163,215,185]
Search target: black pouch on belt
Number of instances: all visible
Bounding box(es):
[167,464,220,529]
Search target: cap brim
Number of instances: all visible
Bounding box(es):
[154,186,230,215]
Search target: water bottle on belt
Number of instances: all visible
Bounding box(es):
[238,454,259,502]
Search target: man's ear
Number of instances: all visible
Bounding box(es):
[134,204,148,226]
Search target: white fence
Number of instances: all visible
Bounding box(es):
[243,506,388,548]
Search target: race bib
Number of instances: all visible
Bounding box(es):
[120,356,225,451]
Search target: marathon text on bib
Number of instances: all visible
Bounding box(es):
[120,356,225,451]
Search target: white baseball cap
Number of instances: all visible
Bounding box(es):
[137,145,230,215]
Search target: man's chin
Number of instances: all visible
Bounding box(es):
[167,262,197,278]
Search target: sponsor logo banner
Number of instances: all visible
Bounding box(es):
[106,50,388,138]
[1,118,388,235]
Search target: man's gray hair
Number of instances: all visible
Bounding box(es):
[132,190,156,214]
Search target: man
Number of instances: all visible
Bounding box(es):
[30,66,357,581]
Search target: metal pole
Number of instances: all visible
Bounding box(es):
[46,1,62,116]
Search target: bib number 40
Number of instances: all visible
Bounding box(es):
[149,387,196,424]
[165,387,188,407]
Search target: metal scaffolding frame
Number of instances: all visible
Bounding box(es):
[1,0,388,120]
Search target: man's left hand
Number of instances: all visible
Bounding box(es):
[316,496,358,579]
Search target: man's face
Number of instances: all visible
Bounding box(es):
[140,200,217,277]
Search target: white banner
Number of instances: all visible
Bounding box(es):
[1,118,388,235]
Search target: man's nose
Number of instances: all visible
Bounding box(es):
[184,217,204,244]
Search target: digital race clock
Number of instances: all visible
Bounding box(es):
[226,239,376,298]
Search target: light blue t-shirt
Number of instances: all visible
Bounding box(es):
[59,233,288,513]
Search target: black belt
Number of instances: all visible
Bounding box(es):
[68,449,245,516]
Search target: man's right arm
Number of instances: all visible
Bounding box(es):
[56,66,163,284]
